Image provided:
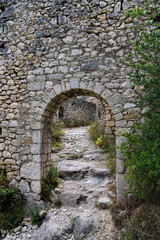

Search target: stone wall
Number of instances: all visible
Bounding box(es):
[0,0,143,201]
[97,99,116,141]
[57,96,97,126]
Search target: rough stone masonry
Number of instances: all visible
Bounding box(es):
[0,0,143,202]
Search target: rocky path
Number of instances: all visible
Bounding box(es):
[3,127,119,240]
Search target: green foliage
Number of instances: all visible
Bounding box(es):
[88,122,116,174]
[120,125,160,199]
[120,0,160,199]
[41,165,60,201]
[29,205,46,227]
[95,135,103,148]
[51,122,65,150]
[0,167,26,230]
[88,122,104,143]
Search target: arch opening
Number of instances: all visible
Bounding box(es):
[41,89,116,178]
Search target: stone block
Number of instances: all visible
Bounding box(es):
[20,162,41,180]
[115,113,123,120]
[31,143,41,155]
[58,66,68,73]
[124,103,136,109]
[63,36,73,44]
[116,120,127,127]
[116,173,128,190]
[117,159,125,174]
[70,78,79,89]
[19,179,30,193]
[94,83,105,95]
[31,181,41,194]
[3,151,11,159]
[123,89,135,98]
[45,81,53,89]
[32,131,42,144]
[108,93,122,107]
[10,120,18,127]
[116,136,126,147]
[101,89,112,100]
[81,62,97,72]
[0,143,5,151]
[33,155,41,163]
[53,85,62,95]
[33,68,43,75]
[107,121,114,127]
[71,49,83,56]
[28,82,42,91]
[31,122,42,130]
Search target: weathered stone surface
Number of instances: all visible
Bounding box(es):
[81,62,97,72]
[1,6,15,18]
[73,214,98,240]
[97,197,112,209]
[58,160,93,180]
[19,179,30,193]
[0,143,5,151]
[20,163,41,180]
[124,103,136,109]
[0,0,142,203]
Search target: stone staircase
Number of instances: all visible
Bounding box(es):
[3,127,118,240]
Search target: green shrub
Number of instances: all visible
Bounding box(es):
[41,165,60,201]
[0,167,26,230]
[119,0,160,200]
[51,122,65,150]
[88,122,103,143]
[120,124,160,199]
[29,205,46,227]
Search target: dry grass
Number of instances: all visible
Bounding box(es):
[111,198,160,240]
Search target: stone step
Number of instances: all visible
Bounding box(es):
[57,160,94,180]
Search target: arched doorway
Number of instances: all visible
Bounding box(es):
[25,81,129,201]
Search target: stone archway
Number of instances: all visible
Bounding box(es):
[24,80,130,202]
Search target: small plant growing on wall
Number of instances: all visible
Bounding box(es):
[41,165,60,201]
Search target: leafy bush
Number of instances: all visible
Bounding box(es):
[41,165,60,201]
[120,124,160,199]
[0,168,26,230]
[120,0,160,199]
[88,122,103,143]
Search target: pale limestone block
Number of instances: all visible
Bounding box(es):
[20,162,41,180]
[94,83,105,95]
[19,179,30,193]
[69,78,79,89]
[31,181,41,194]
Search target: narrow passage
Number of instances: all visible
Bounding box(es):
[49,126,118,240]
